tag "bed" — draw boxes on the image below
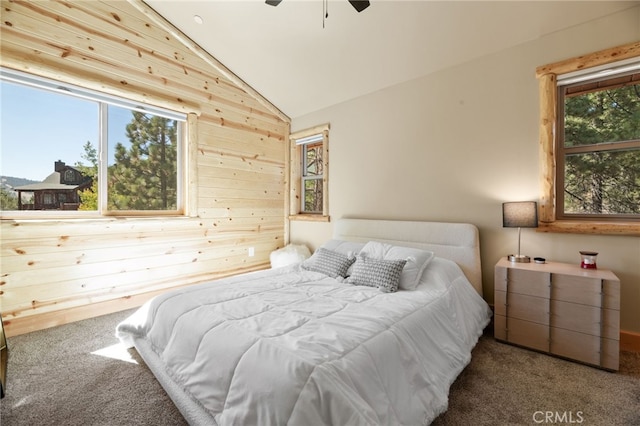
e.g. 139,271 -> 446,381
116,218 -> 492,425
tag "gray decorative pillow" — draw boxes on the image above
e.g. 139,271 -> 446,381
359,241 -> 435,290
301,247 -> 355,278
346,255 -> 407,293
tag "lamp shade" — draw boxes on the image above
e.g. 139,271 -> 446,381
502,201 -> 538,228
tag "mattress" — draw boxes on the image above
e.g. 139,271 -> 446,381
116,257 -> 492,425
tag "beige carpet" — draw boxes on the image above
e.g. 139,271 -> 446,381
433,331 -> 640,425
2,309 -> 639,425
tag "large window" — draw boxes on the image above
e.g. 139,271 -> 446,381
0,68 -> 185,217
536,42 -> 640,235
557,72 -> 640,219
289,124 -> 329,221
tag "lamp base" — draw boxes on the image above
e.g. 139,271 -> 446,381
508,254 -> 531,263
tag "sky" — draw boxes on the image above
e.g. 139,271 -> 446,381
0,81 -> 129,182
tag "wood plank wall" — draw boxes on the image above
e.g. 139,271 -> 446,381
0,0 -> 290,336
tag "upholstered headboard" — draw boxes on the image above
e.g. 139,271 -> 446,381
333,218 -> 483,296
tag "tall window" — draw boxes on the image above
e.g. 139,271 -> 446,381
0,68 -> 185,216
557,71 -> 640,219
289,124 -> 329,221
301,136 -> 324,213
537,42 -> 640,235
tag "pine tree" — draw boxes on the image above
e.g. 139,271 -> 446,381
564,83 -> 640,215
76,141 -> 98,211
0,188 -> 18,210
108,112 -> 178,210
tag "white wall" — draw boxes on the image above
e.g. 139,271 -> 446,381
289,6 -> 640,333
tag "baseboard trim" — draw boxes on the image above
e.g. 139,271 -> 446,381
3,292 -> 158,338
3,265 -> 272,338
620,330 -> 640,353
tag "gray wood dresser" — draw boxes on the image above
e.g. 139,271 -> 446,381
494,257 -> 620,370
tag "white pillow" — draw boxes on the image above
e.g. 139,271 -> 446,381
270,244 -> 311,268
360,241 -> 435,290
320,239 -> 366,257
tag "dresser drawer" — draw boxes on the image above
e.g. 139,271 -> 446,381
552,275 -> 620,314
550,327 -> 619,370
550,300 -> 619,340
495,266 -> 550,298
601,279 -> 620,310
551,274 -> 602,306
495,314 -> 549,352
495,291 -> 549,325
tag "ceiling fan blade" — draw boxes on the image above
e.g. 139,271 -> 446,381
267,0 -> 369,12
348,0 -> 370,12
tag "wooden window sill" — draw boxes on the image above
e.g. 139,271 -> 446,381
537,221 -> 640,236
289,214 -> 330,222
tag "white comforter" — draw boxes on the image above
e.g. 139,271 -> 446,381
116,257 -> 491,426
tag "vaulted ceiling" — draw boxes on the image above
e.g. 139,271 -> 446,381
144,0 -> 639,119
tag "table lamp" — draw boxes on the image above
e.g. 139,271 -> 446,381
502,201 -> 538,263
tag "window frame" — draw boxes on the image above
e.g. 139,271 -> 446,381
536,41 -> 640,236
556,71 -> 640,221
288,124 -> 330,222
300,140 -> 324,214
0,68 -> 187,219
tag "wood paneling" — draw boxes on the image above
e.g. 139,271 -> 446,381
0,0 -> 290,336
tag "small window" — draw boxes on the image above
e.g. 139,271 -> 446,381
302,139 -> 324,213
289,124 -> 329,221
0,68 -> 185,217
557,72 -> 640,220
64,170 -> 75,184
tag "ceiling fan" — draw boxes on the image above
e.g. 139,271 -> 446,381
266,0 -> 370,13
